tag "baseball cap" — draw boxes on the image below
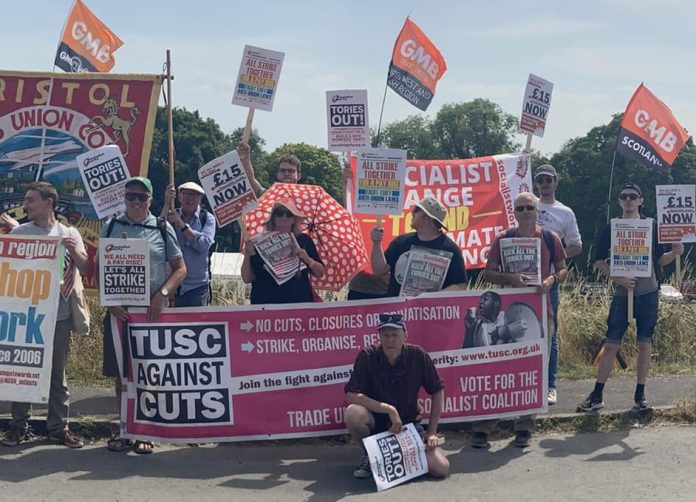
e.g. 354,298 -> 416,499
534,164 -> 557,179
620,182 -> 642,197
378,313 -> 406,331
178,181 -> 205,195
125,176 -> 153,194
415,196 -> 448,230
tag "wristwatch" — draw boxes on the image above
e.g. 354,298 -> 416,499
160,287 -> 169,297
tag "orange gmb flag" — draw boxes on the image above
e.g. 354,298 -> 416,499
617,83 -> 690,170
54,0 -> 123,73
387,18 -> 446,111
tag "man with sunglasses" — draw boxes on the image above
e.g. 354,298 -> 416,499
577,182 -> 683,413
237,142 -> 302,196
344,313 -> 450,480
534,164 -> 582,406
161,181 -> 216,307
97,177 -> 186,455
371,196 -> 468,297
475,192 -> 567,448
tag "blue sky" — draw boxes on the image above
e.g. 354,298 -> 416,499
4,0 -> 696,157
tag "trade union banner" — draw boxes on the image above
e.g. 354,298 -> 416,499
111,288 -> 548,443
387,18 -> 446,111
616,83 -> 690,171
0,235 -> 62,404
350,153 -> 532,270
0,71 -> 161,289
55,0 -> 123,73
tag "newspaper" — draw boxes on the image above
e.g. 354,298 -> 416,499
399,246 -> 452,296
253,231 -> 303,285
500,237 -> 541,286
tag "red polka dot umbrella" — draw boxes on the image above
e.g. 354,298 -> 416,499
243,183 -> 368,291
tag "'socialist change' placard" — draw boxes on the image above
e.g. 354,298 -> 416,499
99,238 -> 150,306
610,218 -> 653,278
76,145 -> 129,219
232,45 -> 285,112
325,89 -> 369,152
519,73 -> 553,138
198,150 -> 258,228
0,235 -> 62,403
354,147 -> 407,215
656,184 -> 696,243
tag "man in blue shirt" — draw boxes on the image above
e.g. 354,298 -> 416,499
162,181 -> 217,306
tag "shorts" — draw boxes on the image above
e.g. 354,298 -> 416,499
605,290 -> 659,344
371,413 -> 426,439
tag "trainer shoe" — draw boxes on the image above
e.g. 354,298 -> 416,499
353,455 -> 371,479
1,426 -> 28,447
47,428 -> 84,449
548,388 -> 558,405
576,393 -> 604,412
471,431 -> 490,449
513,430 -> 532,448
632,398 -> 651,412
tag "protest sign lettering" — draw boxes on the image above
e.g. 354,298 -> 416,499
0,235 -> 61,403
363,423 -> 428,491
350,153 -> 532,270
500,237 -> 542,286
99,238 -> 150,306
253,231 -> 304,285
112,288 -> 547,443
610,218 -> 653,277
519,73 -> 553,138
656,185 -> 696,243
616,84 -> 690,170
76,144 -> 129,218
326,90 -> 370,151
232,45 -> 285,112
354,147 -> 407,215
198,150 -> 258,227
399,247 -> 452,296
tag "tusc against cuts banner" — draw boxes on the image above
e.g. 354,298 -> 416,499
0,235 -> 62,403
111,288 -> 547,443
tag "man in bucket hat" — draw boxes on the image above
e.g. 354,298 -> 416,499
370,196 -> 468,297
344,312 -> 449,480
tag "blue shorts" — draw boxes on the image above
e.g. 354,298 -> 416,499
605,290 -> 659,344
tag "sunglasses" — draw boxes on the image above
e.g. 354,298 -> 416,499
619,193 -> 641,201
536,176 -> 554,184
515,205 -> 537,212
412,206 -> 421,214
125,192 -> 149,202
272,208 -> 294,218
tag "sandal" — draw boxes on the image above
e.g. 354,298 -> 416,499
133,440 -> 154,455
107,437 -> 134,452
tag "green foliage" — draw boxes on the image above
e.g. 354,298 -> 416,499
378,115 -> 438,159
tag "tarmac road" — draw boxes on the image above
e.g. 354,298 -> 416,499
1,425 -> 695,502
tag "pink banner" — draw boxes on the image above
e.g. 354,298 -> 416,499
112,289 -> 548,443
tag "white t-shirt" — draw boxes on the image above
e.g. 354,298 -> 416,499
537,200 -> 582,248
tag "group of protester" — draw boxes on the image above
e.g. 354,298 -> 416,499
0,154 -> 684,482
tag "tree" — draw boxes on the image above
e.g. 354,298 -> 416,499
378,115 -> 439,159
431,99 -> 520,158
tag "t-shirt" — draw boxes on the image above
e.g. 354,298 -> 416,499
593,218 -> 668,297
344,343 -> 444,424
487,226 -> 566,316
100,213 -> 183,298
537,200 -> 582,248
249,233 -> 322,305
11,221 -> 85,322
384,232 -> 468,297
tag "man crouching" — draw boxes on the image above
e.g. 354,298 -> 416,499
343,312 -> 449,479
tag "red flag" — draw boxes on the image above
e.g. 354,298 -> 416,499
616,84 -> 690,170
387,18 -> 447,111
54,0 -> 123,73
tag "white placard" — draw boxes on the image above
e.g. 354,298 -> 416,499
354,147 -> 407,215
99,238 -> 150,306
76,145 -> 129,219
326,89 -> 369,151
232,45 -> 285,112
610,218 -> 653,278
656,184 -> 696,243
520,73 -> 553,138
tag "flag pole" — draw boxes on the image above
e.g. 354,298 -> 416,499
605,149 -> 618,224
166,50 -> 175,189
373,80 -> 389,148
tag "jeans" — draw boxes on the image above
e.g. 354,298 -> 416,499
175,284 -> 210,307
548,283 -> 560,389
606,290 -> 659,344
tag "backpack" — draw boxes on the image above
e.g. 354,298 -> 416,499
504,227 -> 557,264
105,216 -> 169,260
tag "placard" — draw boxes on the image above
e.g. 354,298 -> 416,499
232,45 -> 285,112
610,218 -> 653,277
520,73 -> 553,138
354,148 -> 407,215
326,89 -> 369,151
99,238 -> 150,306
399,247 -> 452,296
656,185 -> 696,243
76,144 -> 129,218
363,423 -> 428,491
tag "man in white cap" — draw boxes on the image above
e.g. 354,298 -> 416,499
371,196 -> 468,297
162,182 -> 216,306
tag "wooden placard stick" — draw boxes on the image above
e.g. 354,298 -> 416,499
627,287 -> 634,326
166,49 -> 175,211
242,108 -> 255,144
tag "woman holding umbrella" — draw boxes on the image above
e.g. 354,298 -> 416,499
241,198 -> 324,304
